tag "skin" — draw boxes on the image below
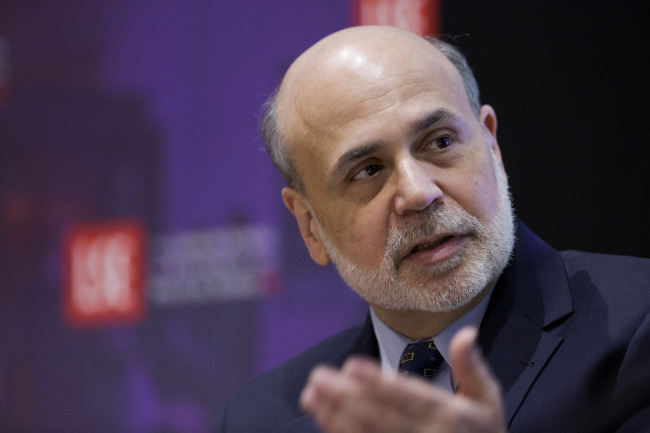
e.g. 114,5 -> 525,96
277,26 -> 507,432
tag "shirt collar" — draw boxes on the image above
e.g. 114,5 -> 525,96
370,287 -> 494,373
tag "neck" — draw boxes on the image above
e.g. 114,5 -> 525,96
370,284 -> 492,340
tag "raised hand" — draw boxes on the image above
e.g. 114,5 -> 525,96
300,327 -> 506,433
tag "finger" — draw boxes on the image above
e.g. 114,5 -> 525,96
300,365 -> 343,414
449,326 -> 502,407
300,362 -> 389,433
307,359 -> 437,432
302,358 -> 504,433
340,357 -> 453,418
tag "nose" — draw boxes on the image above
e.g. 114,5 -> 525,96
393,157 -> 443,216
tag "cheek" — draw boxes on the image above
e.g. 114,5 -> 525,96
329,202 -> 390,266
471,162 -> 502,219
453,154 -> 502,221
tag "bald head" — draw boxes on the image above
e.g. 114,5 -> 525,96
262,26 -> 481,194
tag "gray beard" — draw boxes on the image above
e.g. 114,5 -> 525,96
314,152 -> 515,313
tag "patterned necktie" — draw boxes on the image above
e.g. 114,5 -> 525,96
398,340 -> 444,379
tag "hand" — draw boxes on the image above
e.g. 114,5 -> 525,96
300,327 -> 506,433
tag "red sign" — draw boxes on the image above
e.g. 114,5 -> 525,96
63,220 -> 146,327
352,0 -> 440,36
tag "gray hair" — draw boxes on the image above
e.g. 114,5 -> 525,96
261,37 -> 481,195
426,37 -> 481,115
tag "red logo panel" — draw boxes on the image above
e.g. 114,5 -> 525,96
353,0 -> 440,36
63,220 -> 146,327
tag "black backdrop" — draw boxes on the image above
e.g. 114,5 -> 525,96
442,1 -> 650,257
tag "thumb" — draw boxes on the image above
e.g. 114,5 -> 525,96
449,326 -> 502,406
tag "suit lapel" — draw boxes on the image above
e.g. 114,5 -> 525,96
479,221 -> 573,427
479,289 -> 564,425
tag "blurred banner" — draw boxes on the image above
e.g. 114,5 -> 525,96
63,220 -> 146,327
148,224 -> 281,305
63,220 -> 281,326
352,0 -> 440,35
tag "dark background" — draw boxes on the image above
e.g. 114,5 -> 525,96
0,0 -> 648,431
443,0 -> 650,257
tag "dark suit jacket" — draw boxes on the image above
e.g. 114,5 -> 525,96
215,222 -> 650,432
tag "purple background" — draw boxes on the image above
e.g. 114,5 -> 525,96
1,1 -> 648,431
0,1 -> 366,431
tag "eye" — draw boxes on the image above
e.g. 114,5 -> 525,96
352,163 -> 383,180
433,135 -> 452,149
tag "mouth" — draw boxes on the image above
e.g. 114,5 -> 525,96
409,235 -> 455,255
402,234 -> 468,265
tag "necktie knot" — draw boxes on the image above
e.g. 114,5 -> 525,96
398,340 -> 444,379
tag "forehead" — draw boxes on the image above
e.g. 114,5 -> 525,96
288,39 -> 467,129
277,34 -> 473,191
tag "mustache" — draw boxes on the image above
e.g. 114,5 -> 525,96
384,204 -> 481,261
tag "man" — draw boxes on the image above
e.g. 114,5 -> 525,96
215,26 -> 650,433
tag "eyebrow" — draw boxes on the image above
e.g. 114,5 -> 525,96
331,143 -> 382,180
410,108 -> 460,136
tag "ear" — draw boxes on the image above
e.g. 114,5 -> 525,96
281,187 -> 330,266
479,104 -> 505,172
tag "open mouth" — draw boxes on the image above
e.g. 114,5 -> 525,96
409,235 -> 455,255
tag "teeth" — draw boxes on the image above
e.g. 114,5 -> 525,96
410,236 -> 451,254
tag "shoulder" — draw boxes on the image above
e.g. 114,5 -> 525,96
558,251 -> 650,426
560,250 -> 650,310
215,323 -> 369,432
558,250 -> 650,345
560,249 -> 650,278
